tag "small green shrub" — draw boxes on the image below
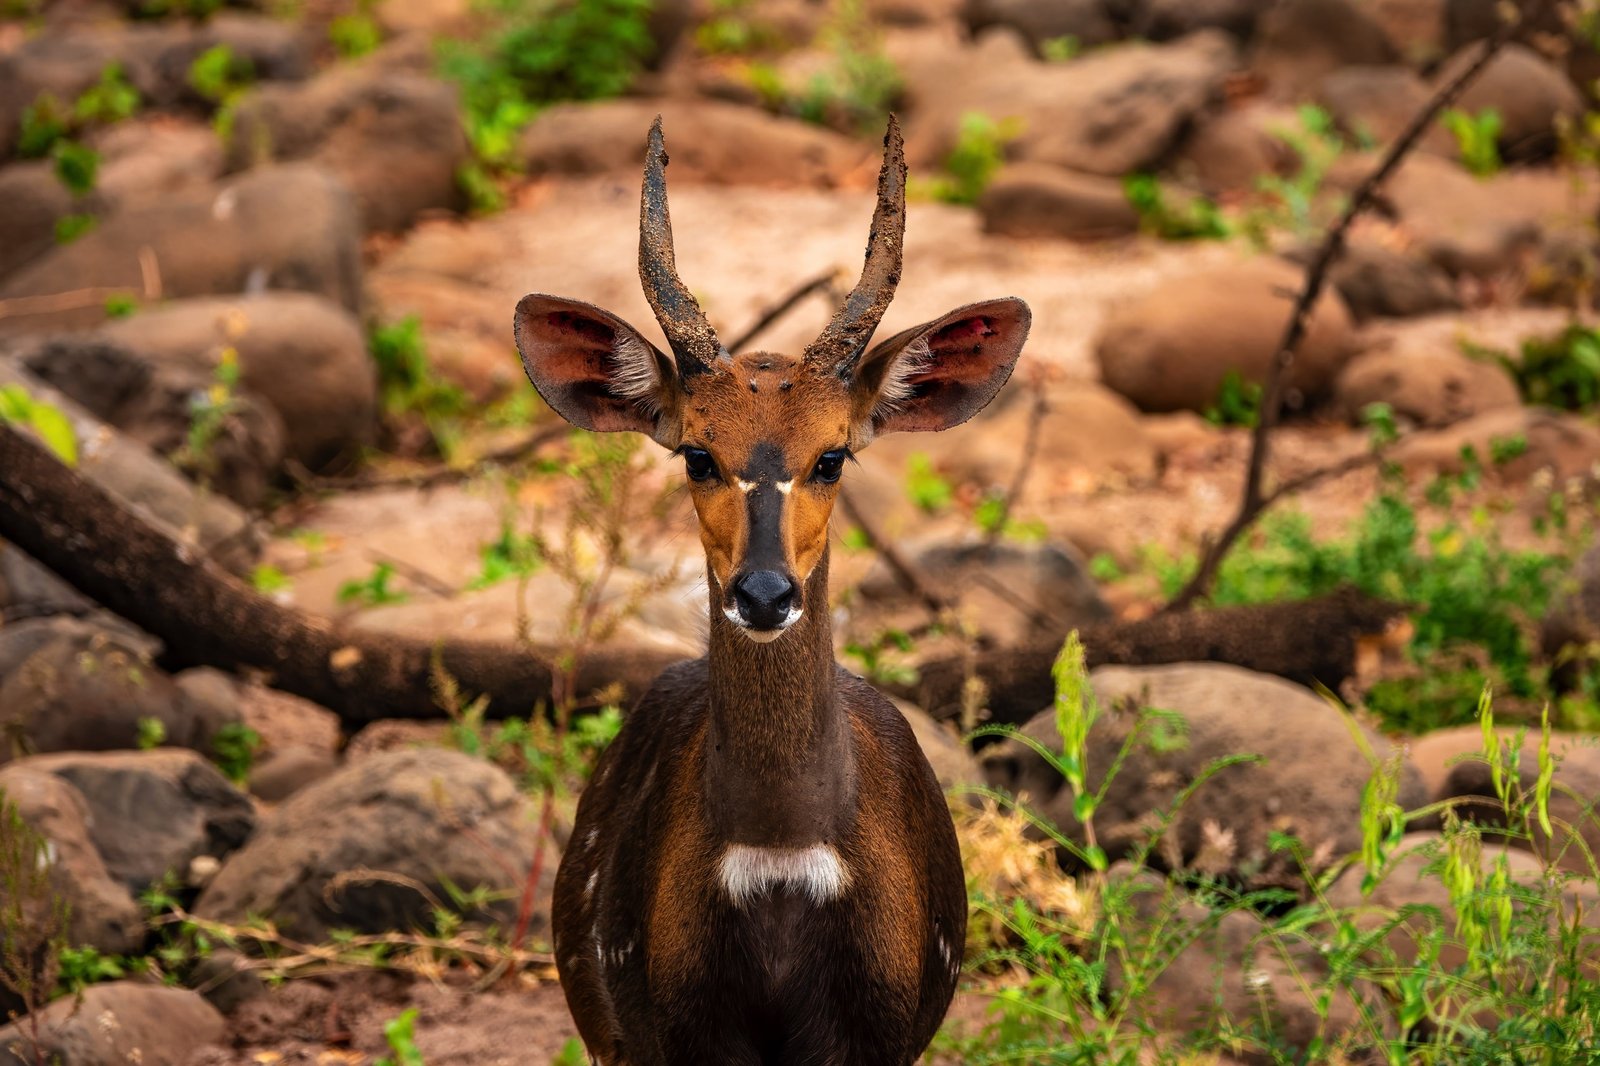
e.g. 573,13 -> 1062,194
52,140 -> 99,196
694,0 -> 783,55
188,44 -> 255,105
73,63 -> 141,125
103,292 -> 140,318
1039,35 -> 1080,62
337,561 -> 409,608
211,722 -> 262,785
793,0 -> 900,133
1124,173 -> 1229,241
904,452 -> 953,513
251,563 -> 292,595
375,1008 -> 427,1066
927,111 -> 1021,206
137,716 -> 167,750
1493,324 -> 1600,410
468,521 -> 543,591
330,8 -> 383,58
369,316 -> 469,457
17,93 -> 71,159
1202,370 -> 1261,427
1443,107 -> 1503,177
53,211 -> 98,244
56,945 -> 128,994
0,384 -> 79,466
1244,104 -> 1346,245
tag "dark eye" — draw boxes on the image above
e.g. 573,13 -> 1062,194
812,449 -> 847,484
682,447 -> 717,482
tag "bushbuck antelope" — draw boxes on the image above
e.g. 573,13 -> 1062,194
515,115 -> 1030,1065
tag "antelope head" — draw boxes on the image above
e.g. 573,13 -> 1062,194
514,116 -> 1031,642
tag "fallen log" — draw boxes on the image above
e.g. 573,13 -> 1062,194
0,422 -> 682,728
897,588 -> 1409,728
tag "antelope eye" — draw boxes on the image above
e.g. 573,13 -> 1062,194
682,447 -> 717,482
812,449 -> 847,484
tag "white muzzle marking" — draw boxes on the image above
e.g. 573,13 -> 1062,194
718,843 -> 851,906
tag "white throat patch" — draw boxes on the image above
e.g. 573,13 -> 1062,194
718,843 -> 851,906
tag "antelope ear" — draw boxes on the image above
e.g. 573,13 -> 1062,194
850,298 -> 1031,441
513,294 -> 682,446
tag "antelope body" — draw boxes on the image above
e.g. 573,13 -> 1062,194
514,116 -> 1030,1065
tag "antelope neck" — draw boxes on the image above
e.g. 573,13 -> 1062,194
704,549 -> 856,849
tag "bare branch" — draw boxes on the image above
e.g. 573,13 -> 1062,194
726,270 -> 841,354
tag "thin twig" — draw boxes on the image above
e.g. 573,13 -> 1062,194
983,367 -> 1048,547
837,486 -> 956,615
293,425 -> 571,496
366,549 -> 458,599
726,270 -> 841,354
1164,1 -> 1548,612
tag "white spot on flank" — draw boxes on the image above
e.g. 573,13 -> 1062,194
718,843 -> 851,906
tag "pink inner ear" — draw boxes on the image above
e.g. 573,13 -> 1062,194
906,316 -> 1004,387
538,311 -> 617,383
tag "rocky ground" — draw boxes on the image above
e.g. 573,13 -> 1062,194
3,0 -> 1600,1062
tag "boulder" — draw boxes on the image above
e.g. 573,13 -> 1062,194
1433,43 -> 1585,163
1318,66 -> 1455,154
235,682 -> 343,756
0,544 -> 92,622
521,98 -> 867,187
1443,0 -> 1567,51
0,162 -> 91,283
345,718 -> 452,761
894,698 -> 983,792
16,750 -> 256,891
1543,541 -> 1600,692
196,748 -> 549,941
897,29 -> 1238,176
247,745 -> 339,803
0,360 -> 260,571
226,67 -> 469,233
1365,0 -> 1448,63
978,163 -> 1139,241
98,293 -> 376,472
0,982 -> 225,1066
0,164 -> 363,336
1131,0 -> 1271,41
1312,242 -> 1461,321
982,663 -> 1430,885
17,334 -> 288,506
1332,347 -> 1519,427
1390,407 -> 1600,483
0,626 -> 240,764
1252,0 -> 1400,99
1093,257 -> 1356,414
0,766 -> 146,955
1169,102 -> 1300,197
90,116 -> 225,208
960,0 -> 1121,55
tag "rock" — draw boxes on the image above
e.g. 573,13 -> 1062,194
345,719 -> 452,761
853,538 -> 1112,652
897,29 -> 1237,177
196,748 -> 548,941
1443,0 -> 1571,54
982,663 -> 1429,885
0,626 -> 241,763
1434,42 -> 1585,163
0,359 -> 261,571
226,67 -> 468,233
0,766 -> 146,955
1332,347 -> 1519,427
1253,0 -> 1399,98
187,949 -> 269,1013
236,683 -> 342,756
0,982 -> 225,1066
1111,871 -> 1370,1061
978,163 -> 1139,241
17,334 -> 288,506
1317,66 -> 1456,154
98,293 -> 376,472
248,745 -> 339,803
521,98 -> 867,187
0,164 -> 363,336
1527,230 -> 1600,309
0,545 -> 92,622
960,0 -> 1121,55
1391,407 -> 1600,483
1543,541 -> 1600,692
17,749 -> 256,891
894,698 -> 982,792
1366,0 -> 1448,63
1131,0 -> 1271,41
90,116 -> 225,208
0,162 -> 91,282
1311,243 -> 1461,321
1169,102 -> 1300,197
1093,257 -> 1355,414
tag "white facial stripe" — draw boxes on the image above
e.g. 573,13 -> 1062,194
775,479 -> 793,494
718,843 -> 851,906
735,478 -> 757,493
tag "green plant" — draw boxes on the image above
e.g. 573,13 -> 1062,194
694,0 -> 782,55
173,348 -> 241,483
188,44 -> 254,104
468,521 -> 543,591
51,138 -> 100,196
337,561 -> 409,608
55,945 -> 127,994
137,716 -> 168,750
73,63 -> 141,125
103,292 -> 139,318
1202,370 -> 1261,427
926,111 -> 1021,206
792,0 -> 900,133
904,452 -> 953,513
843,628 -> 919,687
210,723 -> 261,785
375,1008 -> 427,1066
551,1038 -> 589,1066
1443,107 -> 1503,177
1039,35 -> 1080,62
974,491 -> 1046,542
330,6 -> 383,58
1244,104 -> 1346,245
0,384 -> 78,466
17,94 -> 70,159
1123,173 -> 1229,241
52,212 -> 97,244
1,791 -> 67,1032
369,316 -> 469,457
1493,324 -> 1600,410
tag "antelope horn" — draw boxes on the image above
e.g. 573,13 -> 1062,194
805,114 -> 907,375
639,116 -> 725,378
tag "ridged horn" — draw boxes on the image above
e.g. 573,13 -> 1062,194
639,115 -> 725,377
804,114 -> 907,375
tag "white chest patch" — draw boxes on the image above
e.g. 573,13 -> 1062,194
718,843 -> 851,907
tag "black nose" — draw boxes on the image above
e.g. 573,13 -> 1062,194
732,570 -> 797,629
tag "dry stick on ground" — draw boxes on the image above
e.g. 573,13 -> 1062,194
725,270 -> 841,354
1163,0 -> 1549,612
837,485 -> 956,615
0,422 -> 680,727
